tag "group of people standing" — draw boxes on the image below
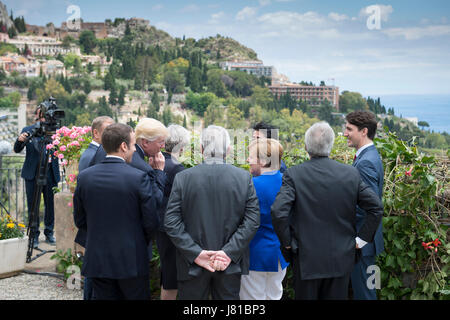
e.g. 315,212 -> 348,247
16,106 -> 384,301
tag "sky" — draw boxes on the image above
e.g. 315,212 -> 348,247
4,0 -> 450,96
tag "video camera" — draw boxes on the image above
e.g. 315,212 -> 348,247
24,97 -> 65,142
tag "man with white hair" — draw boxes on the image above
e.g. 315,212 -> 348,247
271,121 -> 383,300
164,125 -> 260,300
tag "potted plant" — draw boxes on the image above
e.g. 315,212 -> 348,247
48,125 -> 92,192
47,126 -> 92,265
0,214 -> 28,278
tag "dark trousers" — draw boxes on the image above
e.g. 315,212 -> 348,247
351,255 -> 377,300
25,179 -> 56,238
294,274 -> 351,300
178,271 -> 241,300
91,275 -> 151,300
83,277 -> 93,300
293,256 -> 350,300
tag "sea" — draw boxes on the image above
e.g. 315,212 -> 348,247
371,94 -> 450,134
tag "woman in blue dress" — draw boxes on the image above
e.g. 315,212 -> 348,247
240,138 -> 289,300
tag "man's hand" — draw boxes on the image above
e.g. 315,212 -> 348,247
194,250 -> 217,272
148,151 -> 165,171
18,132 -> 29,143
209,250 -> 231,271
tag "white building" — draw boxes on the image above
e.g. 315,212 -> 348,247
219,60 -> 274,78
7,35 -> 80,56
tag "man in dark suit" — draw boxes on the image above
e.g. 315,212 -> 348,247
73,123 -> 159,300
88,118 -> 166,203
344,111 -> 384,300
271,121 -> 383,300
164,125 -> 260,300
76,115 -> 113,301
78,116 -> 113,172
87,118 -> 167,264
14,107 -> 60,247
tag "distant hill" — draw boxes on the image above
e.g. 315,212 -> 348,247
191,34 -> 258,62
130,23 -> 258,62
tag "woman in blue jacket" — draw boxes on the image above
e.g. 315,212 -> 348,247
240,138 -> 289,300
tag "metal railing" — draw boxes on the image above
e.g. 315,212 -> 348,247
0,154 -> 69,224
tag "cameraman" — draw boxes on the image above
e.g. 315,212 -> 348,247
14,107 -> 60,248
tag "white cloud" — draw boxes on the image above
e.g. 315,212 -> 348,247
328,12 -> 349,22
209,11 -> 225,24
359,4 -> 393,22
236,6 -> 258,21
258,11 -> 326,28
180,4 -> 200,13
382,24 -> 450,40
152,4 -> 163,11
259,0 -> 271,6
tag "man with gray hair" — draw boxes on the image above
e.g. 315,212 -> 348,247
164,125 -> 260,300
271,121 -> 383,300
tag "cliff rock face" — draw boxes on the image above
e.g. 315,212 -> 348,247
0,1 -> 15,30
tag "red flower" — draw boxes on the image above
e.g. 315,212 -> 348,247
433,238 -> 441,247
405,168 -> 413,176
422,241 -> 433,250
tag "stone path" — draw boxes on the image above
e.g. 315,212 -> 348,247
0,234 -> 82,300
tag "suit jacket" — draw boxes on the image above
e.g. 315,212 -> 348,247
80,144 -> 166,255
73,157 -> 159,279
164,157 -> 260,281
271,157 -> 383,281
89,144 -> 165,206
353,145 -> 384,257
74,142 -> 100,247
157,152 -> 185,232
78,142 -> 99,172
14,124 -> 60,185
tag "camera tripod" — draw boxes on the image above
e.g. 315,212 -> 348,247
26,131 -> 56,263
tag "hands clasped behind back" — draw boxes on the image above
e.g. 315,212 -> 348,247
194,250 -> 232,272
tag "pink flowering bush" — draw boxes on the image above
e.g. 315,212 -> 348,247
48,126 -> 92,192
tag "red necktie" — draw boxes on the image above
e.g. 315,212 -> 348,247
353,155 -> 357,162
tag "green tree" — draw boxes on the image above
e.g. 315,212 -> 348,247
226,105 -> 245,129
250,86 -> 273,110
339,91 -> 368,113
185,91 -> 217,116
79,30 -> 97,55
118,86 -> 126,106
206,69 -> 226,98
204,101 -> 225,127
64,53 -> 81,69
97,96 -> 113,117
163,69 -> 185,93
104,72 -> 115,91
189,66 -> 203,92
151,91 -> 160,112
418,121 -> 430,130
162,107 -> 173,126
109,85 -> 117,105
83,79 -> 91,95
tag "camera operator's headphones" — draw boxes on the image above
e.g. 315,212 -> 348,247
34,106 -> 43,122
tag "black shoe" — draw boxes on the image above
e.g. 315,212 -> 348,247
33,239 -> 39,249
45,234 -> 56,245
